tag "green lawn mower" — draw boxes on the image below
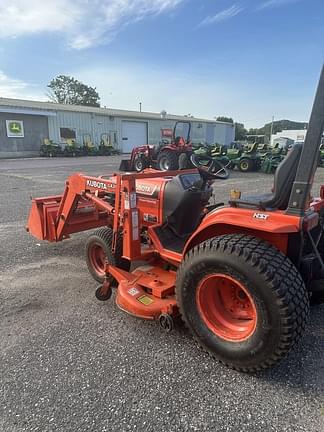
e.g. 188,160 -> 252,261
227,142 -> 261,172
83,134 -> 98,156
257,143 -> 270,155
193,143 -> 229,165
98,133 -> 120,156
260,143 -> 287,174
39,139 -> 63,157
63,138 -> 84,157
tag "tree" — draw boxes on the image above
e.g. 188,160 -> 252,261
216,117 -> 246,140
216,116 -> 234,124
248,128 -> 258,136
234,122 -> 247,141
47,75 -> 100,107
249,120 -> 307,137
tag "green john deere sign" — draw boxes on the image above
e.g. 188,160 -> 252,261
6,120 -> 24,138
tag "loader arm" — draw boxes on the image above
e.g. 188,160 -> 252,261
26,172 -> 142,260
27,173 -> 117,242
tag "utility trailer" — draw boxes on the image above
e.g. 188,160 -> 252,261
27,67 -> 324,372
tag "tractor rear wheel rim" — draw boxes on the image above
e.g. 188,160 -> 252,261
196,273 -> 257,341
89,243 -> 106,275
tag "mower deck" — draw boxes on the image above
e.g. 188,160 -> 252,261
111,264 -> 177,321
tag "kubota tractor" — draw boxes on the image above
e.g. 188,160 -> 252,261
119,121 -> 193,172
26,67 -> 324,372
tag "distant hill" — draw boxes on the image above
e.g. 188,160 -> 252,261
249,120 -> 308,136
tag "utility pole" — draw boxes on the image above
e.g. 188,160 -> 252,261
139,102 -> 142,112
270,115 -> 274,144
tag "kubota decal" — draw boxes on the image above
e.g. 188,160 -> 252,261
86,179 -> 114,190
136,184 -> 158,196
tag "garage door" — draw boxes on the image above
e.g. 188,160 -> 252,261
122,121 -> 147,153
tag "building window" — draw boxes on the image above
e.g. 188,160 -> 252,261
60,127 -> 76,141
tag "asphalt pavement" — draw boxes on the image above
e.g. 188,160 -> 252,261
0,156 -> 324,432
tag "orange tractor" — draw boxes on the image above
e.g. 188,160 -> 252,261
27,67 -> 324,372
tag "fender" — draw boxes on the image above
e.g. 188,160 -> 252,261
184,206 -> 302,255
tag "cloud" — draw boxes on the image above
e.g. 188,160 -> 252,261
198,4 -> 243,27
0,70 -> 45,100
257,0 -> 302,11
74,61 -> 311,128
75,62 -> 234,116
0,0 -> 184,49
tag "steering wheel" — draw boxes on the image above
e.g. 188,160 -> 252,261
190,153 -> 229,180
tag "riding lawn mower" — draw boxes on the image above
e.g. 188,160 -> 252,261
39,138 -> 63,157
99,133 -> 120,156
227,142 -> 262,172
27,66 -> 324,372
63,138 -> 84,157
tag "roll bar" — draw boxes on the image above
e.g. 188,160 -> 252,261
286,65 -> 324,216
173,121 -> 192,143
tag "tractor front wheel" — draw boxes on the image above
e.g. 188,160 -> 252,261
133,154 -> 147,172
239,158 -> 253,172
85,228 -> 130,283
157,150 -> 179,171
176,234 -> 309,372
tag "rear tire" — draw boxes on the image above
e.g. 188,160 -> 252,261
157,150 -> 179,171
86,228 -> 130,283
176,234 -> 309,372
178,152 -> 190,170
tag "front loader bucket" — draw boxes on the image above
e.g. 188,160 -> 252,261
26,196 -> 61,241
26,191 -> 111,243
119,159 -> 132,171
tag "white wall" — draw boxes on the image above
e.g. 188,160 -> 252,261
271,129 -> 307,144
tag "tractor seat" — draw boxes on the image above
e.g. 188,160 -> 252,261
246,142 -> 258,154
229,143 -> 302,210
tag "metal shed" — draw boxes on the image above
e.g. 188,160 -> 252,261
0,98 -> 235,158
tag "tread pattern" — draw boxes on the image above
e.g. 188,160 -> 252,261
93,227 -> 126,267
157,150 -> 179,171
134,154 -> 147,172
86,227 -> 130,282
176,234 -> 310,372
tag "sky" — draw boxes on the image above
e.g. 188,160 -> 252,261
0,0 -> 323,128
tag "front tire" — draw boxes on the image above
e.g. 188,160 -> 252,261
157,150 -> 179,171
176,234 -> 309,372
86,228 -> 130,283
133,154 -> 147,172
239,158 -> 253,172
